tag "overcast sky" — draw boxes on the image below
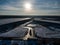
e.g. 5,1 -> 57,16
0,0 -> 60,16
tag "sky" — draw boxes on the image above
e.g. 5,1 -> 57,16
0,0 -> 60,16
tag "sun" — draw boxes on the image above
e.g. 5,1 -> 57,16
24,2 -> 32,11
25,3 -> 31,9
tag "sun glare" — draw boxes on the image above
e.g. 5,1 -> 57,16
24,2 -> 32,12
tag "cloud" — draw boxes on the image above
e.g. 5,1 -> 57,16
34,0 -> 60,10
0,0 -> 60,15
0,5 -> 20,10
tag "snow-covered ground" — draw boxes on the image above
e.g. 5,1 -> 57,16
0,17 -> 60,38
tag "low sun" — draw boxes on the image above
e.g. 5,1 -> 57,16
24,2 -> 32,11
